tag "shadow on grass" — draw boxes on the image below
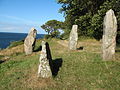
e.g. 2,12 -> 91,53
115,50 -> 120,52
116,44 -> 120,52
52,58 -> 63,77
0,60 -> 5,64
34,46 -> 42,52
46,42 -> 63,77
77,46 -> 84,50
33,39 -> 42,52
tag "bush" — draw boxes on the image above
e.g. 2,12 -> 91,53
59,29 -> 70,40
44,35 -> 52,39
44,31 -> 61,39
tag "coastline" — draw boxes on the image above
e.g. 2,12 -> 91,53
0,32 -> 44,49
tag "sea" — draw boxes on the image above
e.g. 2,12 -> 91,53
0,32 -> 44,49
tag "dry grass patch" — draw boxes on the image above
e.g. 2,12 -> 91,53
57,39 -> 101,53
0,45 -> 24,56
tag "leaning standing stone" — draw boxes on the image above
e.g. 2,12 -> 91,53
24,28 -> 37,55
69,25 -> 78,50
102,9 -> 117,60
38,41 -> 52,78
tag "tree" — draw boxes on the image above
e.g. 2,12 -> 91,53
57,0 -> 106,37
41,20 -> 64,38
57,0 -> 120,42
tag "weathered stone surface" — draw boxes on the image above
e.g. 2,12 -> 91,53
69,25 -> 78,50
2,56 -> 10,60
38,41 -> 52,78
102,9 -> 117,60
24,28 -> 37,55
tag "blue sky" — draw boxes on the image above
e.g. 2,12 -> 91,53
0,0 -> 64,34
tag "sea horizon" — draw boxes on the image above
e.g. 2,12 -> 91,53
0,32 -> 44,49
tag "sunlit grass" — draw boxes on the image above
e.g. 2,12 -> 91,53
0,39 -> 120,89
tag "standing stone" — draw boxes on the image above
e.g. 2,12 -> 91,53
24,28 -> 37,55
38,41 -> 52,78
102,9 -> 117,60
69,25 -> 78,50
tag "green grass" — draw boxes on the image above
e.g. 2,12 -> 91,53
0,39 -> 120,90
0,55 -> 4,60
8,40 -> 24,48
0,54 -> 39,89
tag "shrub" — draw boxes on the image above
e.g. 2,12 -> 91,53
44,35 -> 52,39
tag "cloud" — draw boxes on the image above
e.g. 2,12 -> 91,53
0,15 -> 46,33
0,21 -> 46,34
0,14 -> 41,26
0,22 -> 31,32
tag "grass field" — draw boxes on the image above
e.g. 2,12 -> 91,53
0,39 -> 120,90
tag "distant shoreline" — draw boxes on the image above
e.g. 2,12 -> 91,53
0,32 -> 44,49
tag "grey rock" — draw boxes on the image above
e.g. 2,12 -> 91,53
69,25 -> 78,50
24,28 -> 37,55
102,9 -> 117,60
38,41 -> 52,78
3,56 -> 10,60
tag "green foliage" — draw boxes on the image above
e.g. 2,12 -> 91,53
57,0 -> 120,42
44,35 -> 52,39
41,20 -> 64,38
60,29 -> 70,39
8,40 -> 24,48
75,13 -> 93,37
51,30 -> 60,38
91,14 -> 103,40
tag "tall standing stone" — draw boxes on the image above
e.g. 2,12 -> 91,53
102,9 -> 117,60
24,28 -> 37,55
38,41 -> 52,78
69,25 -> 78,50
